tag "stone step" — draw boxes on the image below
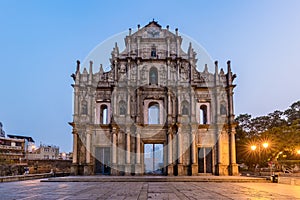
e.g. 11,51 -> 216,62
41,176 -> 268,183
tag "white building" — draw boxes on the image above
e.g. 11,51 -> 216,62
28,144 -> 59,160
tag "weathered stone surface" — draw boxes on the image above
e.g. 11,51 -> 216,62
1,179 -> 300,199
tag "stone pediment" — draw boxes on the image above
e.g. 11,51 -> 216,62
145,20 -> 162,28
117,21 -> 188,61
131,20 -> 176,39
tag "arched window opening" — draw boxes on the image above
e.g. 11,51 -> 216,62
81,100 -> 88,115
119,100 -> 126,115
220,104 -> 227,115
148,102 -> 160,124
149,67 -> 158,85
100,105 -> 108,124
200,105 -> 208,124
151,46 -> 156,57
182,101 -> 189,115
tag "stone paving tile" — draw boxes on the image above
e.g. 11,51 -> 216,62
0,179 -> 300,199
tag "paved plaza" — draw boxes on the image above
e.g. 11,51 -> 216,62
1,179 -> 300,199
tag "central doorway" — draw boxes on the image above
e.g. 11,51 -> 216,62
95,147 -> 111,175
198,147 -> 213,173
144,144 -> 164,175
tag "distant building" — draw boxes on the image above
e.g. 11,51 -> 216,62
7,134 -> 35,153
66,152 -> 73,160
28,144 -> 59,160
0,124 -> 35,164
0,136 -> 25,164
59,152 -> 73,160
0,122 -> 5,137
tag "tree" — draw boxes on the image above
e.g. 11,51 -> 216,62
284,101 -> 300,124
235,114 -> 252,139
235,100 -> 300,170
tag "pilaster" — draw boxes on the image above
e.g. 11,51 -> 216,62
191,164 -> 198,176
167,164 -> 174,176
111,164 -> 119,175
216,164 -> 229,176
126,132 -> 131,164
229,164 -> 239,176
134,164 -> 143,175
176,164 -> 184,176
168,131 -> 173,165
72,128 -> 78,164
112,131 -> 117,164
124,164 -> 132,176
86,131 -> 91,164
70,164 -> 78,176
83,164 -> 93,175
136,131 -> 141,164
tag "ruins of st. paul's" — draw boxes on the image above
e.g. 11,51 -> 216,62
70,21 -> 238,176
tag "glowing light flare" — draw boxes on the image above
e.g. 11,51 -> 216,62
262,142 -> 269,149
251,145 -> 257,151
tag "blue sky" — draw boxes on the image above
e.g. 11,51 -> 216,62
0,1 -> 299,152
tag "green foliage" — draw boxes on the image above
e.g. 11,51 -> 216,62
235,100 -> 300,168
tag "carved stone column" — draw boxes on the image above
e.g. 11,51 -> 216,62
168,92 -> 172,114
167,91 -> 172,123
126,132 -> 131,164
229,128 -> 239,175
113,89 -> 117,115
125,131 -> 131,175
191,89 -> 196,123
114,60 -> 118,81
191,132 -> 196,164
72,130 -> 78,164
135,130 -> 142,175
216,129 -> 229,175
112,132 -> 117,164
218,132 -> 222,164
191,130 -> 198,175
74,87 -> 79,122
86,132 -> 91,164
111,128 -> 118,176
167,60 -> 170,86
177,132 -> 182,164
89,90 -> 93,123
167,37 -> 170,57
168,133 -> 173,165
177,126 -> 184,175
70,129 -> 78,175
136,132 -> 140,164
230,130 -> 236,164
127,90 -> 131,116
137,37 -> 140,57
167,131 -> 173,175
84,131 -> 92,175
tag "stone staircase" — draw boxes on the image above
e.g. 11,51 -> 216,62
42,175 -> 268,183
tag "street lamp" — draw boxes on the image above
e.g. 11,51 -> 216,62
251,145 -> 257,151
262,143 -> 269,148
250,142 -> 269,172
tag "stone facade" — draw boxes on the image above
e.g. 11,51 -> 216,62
70,21 -> 238,176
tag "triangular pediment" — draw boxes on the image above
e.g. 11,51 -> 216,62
145,19 -> 162,28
